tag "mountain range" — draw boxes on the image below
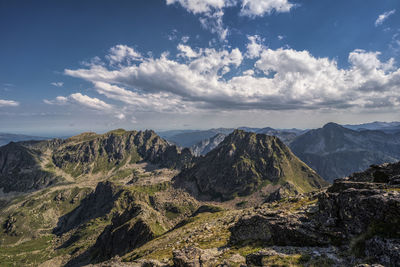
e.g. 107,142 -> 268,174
162,122 -> 400,182
0,127 -> 398,266
289,122 -> 400,182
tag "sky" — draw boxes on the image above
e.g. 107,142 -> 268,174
1,0 -> 400,136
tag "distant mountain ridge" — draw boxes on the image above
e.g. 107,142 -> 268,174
290,122 -> 400,182
343,121 -> 400,133
159,128 -> 234,147
163,126 -> 305,150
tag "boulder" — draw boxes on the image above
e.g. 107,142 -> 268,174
172,247 -> 219,267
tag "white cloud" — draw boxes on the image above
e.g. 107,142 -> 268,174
106,44 -> 142,65
0,99 -> 19,107
375,9 -> 396,26
44,93 -> 128,120
51,82 -> 64,87
199,10 -> 228,40
166,0 -> 228,14
64,44 -> 400,113
245,35 -> 265,59
44,93 -> 112,110
69,93 -> 113,111
166,0 -> 295,40
177,44 -> 201,58
240,0 -> 294,17
243,69 -> 254,76
166,0 -> 235,40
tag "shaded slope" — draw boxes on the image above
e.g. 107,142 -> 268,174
0,142 -> 62,193
290,122 -> 400,182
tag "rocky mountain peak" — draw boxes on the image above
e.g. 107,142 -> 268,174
174,130 -> 328,201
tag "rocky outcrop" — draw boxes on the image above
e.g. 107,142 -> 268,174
229,161 -> 400,266
364,237 -> 400,266
229,211 -> 329,246
172,247 -> 220,267
317,182 -> 400,240
174,130 -> 328,201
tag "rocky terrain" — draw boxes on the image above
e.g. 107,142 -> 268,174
0,128 -> 398,266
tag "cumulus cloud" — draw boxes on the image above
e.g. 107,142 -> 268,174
51,82 -> 64,87
44,93 -> 112,110
177,44 -> 201,58
166,0 -> 295,39
106,44 -> 142,65
240,0 -> 294,17
166,0 -> 235,40
63,44 -> 400,113
166,0 -> 228,14
0,99 -> 19,107
375,9 -> 396,26
245,35 -> 265,59
44,93 -> 126,120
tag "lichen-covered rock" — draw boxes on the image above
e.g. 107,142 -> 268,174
364,237 -> 400,267
172,247 -> 219,267
229,212 -> 329,246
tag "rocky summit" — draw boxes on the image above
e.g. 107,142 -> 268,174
174,129 -> 328,201
0,128 -> 399,266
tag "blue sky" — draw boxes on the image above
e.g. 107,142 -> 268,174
1,0 -> 400,135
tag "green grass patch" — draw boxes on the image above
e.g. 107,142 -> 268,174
0,235 -> 55,266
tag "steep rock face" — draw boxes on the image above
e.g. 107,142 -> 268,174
0,142 -> 60,193
51,129 -> 193,177
290,122 -> 400,182
174,130 -> 327,201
